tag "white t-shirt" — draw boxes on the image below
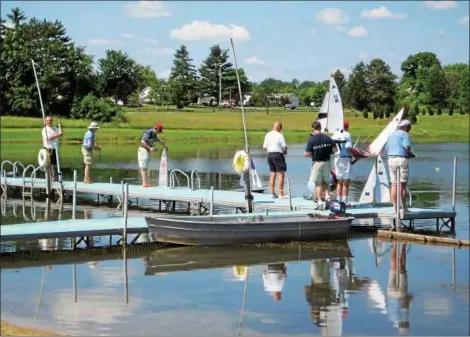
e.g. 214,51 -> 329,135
332,130 -> 352,157
262,269 -> 286,292
263,130 -> 287,153
42,126 -> 60,149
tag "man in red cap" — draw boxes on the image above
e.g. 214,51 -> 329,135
138,124 -> 167,187
331,121 -> 353,204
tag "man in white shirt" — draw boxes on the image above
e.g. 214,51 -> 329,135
41,115 -> 63,182
263,121 -> 287,198
331,121 -> 353,204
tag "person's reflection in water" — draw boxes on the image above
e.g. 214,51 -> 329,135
387,243 -> 413,335
262,263 -> 287,301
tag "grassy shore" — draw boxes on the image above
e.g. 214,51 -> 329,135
0,321 -> 68,336
1,107 -> 468,144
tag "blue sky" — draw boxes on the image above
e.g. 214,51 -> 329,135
2,1 -> 469,82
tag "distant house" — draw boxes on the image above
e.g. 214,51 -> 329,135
197,94 -> 217,106
269,93 -> 300,108
140,86 -> 153,103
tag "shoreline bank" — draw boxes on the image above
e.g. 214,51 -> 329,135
0,321 -> 68,336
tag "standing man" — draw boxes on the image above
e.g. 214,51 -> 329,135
41,115 -> 63,182
263,121 -> 288,198
387,120 -> 415,213
331,121 -> 353,204
138,124 -> 167,188
305,121 -> 337,209
81,122 -> 101,183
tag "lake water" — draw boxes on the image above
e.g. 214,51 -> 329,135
1,142 -> 469,336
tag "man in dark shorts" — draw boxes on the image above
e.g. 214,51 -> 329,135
305,121 -> 337,209
41,115 -> 63,182
263,121 -> 288,198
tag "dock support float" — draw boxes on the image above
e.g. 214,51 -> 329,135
377,230 -> 469,247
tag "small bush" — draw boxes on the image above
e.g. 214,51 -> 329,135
437,106 -> 442,115
410,113 -> 418,125
71,94 -> 125,123
428,107 -> 434,116
459,106 -> 465,115
362,110 -> 369,119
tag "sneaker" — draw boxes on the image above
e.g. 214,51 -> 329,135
271,193 -> 279,199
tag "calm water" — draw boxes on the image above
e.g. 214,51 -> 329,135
1,142 -> 469,335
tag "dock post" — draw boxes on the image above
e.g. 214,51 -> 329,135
123,246 -> 129,304
209,186 -> 214,216
73,264 -> 77,303
123,183 -> 129,246
287,178 -> 293,211
452,156 -> 457,212
109,177 -> 113,203
396,170 -> 401,232
120,180 -> 124,215
72,170 -> 77,220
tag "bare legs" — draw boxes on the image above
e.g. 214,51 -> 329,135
140,169 -> 152,187
391,182 -> 407,212
336,180 -> 350,203
84,164 -> 92,183
269,171 -> 285,197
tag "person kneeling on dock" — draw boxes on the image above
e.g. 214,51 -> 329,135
138,124 -> 168,188
81,122 -> 101,183
305,121 -> 337,210
387,119 -> 415,214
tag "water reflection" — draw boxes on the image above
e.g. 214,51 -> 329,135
262,263 -> 286,301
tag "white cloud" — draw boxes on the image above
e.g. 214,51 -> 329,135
360,6 -> 407,20
311,28 -> 318,35
437,29 -> 446,36
123,1 -> 172,18
88,39 -> 124,45
331,67 -> 352,78
458,15 -> 469,27
4,21 -> 14,29
144,47 -> 174,56
316,8 -> 350,25
346,26 -> 368,37
142,37 -> 158,44
244,56 -> 267,65
159,69 -> 171,79
121,33 -> 134,39
424,1 -> 457,10
170,20 -> 250,41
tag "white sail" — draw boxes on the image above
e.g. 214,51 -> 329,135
158,148 -> 168,187
326,77 -> 344,133
367,107 -> 404,155
239,159 -> 264,190
359,154 -> 390,204
319,92 -> 329,113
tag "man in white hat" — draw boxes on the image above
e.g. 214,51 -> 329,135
81,122 -> 101,183
386,119 -> 415,213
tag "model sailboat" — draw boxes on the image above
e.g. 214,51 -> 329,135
239,158 -> 265,193
317,75 -> 344,134
358,154 -> 391,204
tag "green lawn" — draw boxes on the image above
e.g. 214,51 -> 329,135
1,107 -> 468,144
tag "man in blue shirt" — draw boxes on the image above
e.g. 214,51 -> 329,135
138,124 -> 167,187
305,121 -> 337,209
81,122 -> 101,183
387,119 -> 415,213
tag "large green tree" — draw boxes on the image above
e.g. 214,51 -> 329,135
364,58 -> 397,117
344,62 -> 368,111
169,45 -> 198,105
1,7 -> 95,117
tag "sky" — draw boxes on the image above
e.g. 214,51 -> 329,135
1,0 -> 469,82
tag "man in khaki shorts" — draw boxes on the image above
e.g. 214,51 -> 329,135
305,121 -> 337,210
386,119 -> 415,213
138,124 -> 167,188
81,122 -> 101,183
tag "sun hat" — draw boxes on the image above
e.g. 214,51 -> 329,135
88,122 -> 100,129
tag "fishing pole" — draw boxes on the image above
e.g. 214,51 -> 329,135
32,59 -> 63,189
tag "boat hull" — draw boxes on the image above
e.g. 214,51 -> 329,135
145,215 -> 353,246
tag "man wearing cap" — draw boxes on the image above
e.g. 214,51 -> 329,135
138,124 -> 167,188
331,121 -> 353,204
81,122 -> 101,183
387,119 -> 415,213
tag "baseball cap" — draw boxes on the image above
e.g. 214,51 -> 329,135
154,123 -> 163,131
398,119 -> 411,128
344,120 -> 349,128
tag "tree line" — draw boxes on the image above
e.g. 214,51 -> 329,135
1,7 -> 468,123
